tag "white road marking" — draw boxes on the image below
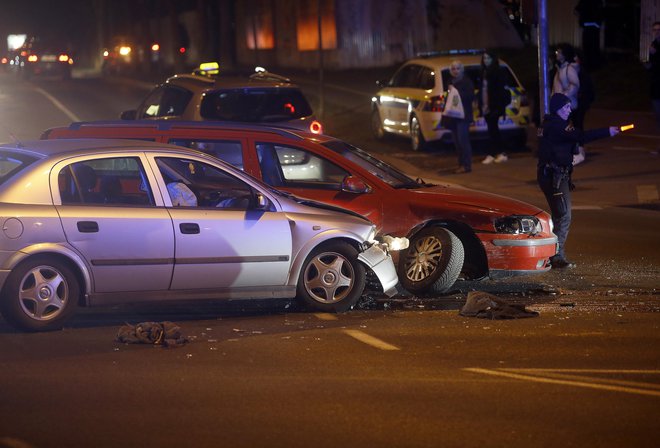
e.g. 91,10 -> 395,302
342,329 -> 400,351
636,185 -> 659,204
464,367 -> 660,397
314,313 -> 338,321
34,87 -> 82,122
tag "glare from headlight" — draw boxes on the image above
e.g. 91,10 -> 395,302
494,216 -> 541,235
381,235 -> 409,251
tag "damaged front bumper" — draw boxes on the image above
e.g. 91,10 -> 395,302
358,239 -> 407,297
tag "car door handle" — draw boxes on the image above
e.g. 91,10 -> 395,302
179,223 -> 200,234
77,221 -> 99,233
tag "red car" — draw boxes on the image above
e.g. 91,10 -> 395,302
43,121 -> 557,296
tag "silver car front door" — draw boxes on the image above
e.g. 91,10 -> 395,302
54,157 -> 175,293
152,156 -> 293,290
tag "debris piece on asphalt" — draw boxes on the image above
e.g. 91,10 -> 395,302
115,321 -> 189,347
459,291 -> 539,319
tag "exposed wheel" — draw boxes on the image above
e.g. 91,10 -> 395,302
410,115 -> 426,151
0,256 -> 80,332
297,241 -> 366,313
399,227 -> 464,295
371,108 -> 386,140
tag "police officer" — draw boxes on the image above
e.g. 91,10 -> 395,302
537,93 -> 619,268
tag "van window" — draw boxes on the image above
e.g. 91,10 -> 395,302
200,88 -> 313,122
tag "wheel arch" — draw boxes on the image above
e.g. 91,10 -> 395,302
288,234 -> 364,286
1,245 -> 91,307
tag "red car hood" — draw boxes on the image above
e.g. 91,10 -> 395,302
409,184 -> 543,216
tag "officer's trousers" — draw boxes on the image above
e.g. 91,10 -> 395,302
537,167 -> 572,260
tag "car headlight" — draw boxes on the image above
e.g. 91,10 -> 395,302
494,216 -> 542,235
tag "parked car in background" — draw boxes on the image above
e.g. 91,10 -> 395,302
0,139 -> 402,332
13,36 -> 73,80
371,50 -> 530,151
120,65 -> 323,135
43,121 -> 557,296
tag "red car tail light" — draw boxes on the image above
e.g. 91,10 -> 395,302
423,94 -> 445,112
309,120 -> 323,134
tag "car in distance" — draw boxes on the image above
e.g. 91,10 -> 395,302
371,50 -> 530,151
120,65 -> 323,135
43,121 -> 558,296
0,139 -> 402,332
14,36 -> 73,80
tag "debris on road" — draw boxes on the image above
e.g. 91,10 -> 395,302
116,321 -> 189,347
459,291 -> 539,319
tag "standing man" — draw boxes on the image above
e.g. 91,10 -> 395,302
448,60 -> 475,174
537,93 -> 619,269
645,21 -> 660,132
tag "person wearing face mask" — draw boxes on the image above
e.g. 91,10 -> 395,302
479,51 -> 510,164
447,60 -> 475,174
537,93 -> 619,269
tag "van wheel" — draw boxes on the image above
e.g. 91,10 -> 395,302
410,115 -> 426,151
399,227 -> 464,295
297,242 -> 366,313
0,256 -> 79,332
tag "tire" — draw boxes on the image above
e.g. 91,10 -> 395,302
296,241 -> 366,313
371,108 -> 386,140
0,256 -> 80,332
398,227 -> 464,295
410,115 -> 426,151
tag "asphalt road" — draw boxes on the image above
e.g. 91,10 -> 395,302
0,70 -> 658,448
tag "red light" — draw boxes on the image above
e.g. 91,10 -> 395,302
309,120 -> 323,134
179,47 -> 186,54
283,102 -> 295,114
1,58 -> 7,64
27,54 -> 38,62
151,43 -> 160,52
58,54 -> 69,62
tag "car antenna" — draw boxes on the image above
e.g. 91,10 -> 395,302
6,130 -> 23,148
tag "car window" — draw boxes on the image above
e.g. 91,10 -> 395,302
256,143 -> 349,190
0,151 -> 38,185
419,67 -> 436,90
138,85 -> 192,119
155,157 -> 254,209
58,157 -> 154,206
200,88 -> 312,122
168,139 -> 244,170
389,64 -> 424,88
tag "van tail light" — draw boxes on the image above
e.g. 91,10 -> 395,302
309,120 -> 323,134
423,94 -> 445,112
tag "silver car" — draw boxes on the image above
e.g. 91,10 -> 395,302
0,139 -> 402,332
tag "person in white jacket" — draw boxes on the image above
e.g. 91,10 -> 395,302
552,44 -> 580,108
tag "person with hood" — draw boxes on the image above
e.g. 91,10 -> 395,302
479,51 -> 510,164
447,60 -> 475,174
537,93 -> 619,269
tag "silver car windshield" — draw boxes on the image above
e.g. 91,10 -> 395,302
321,140 -> 422,189
0,150 -> 39,185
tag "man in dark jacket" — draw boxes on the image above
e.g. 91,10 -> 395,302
449,60 -> 475,174
537,93 -> 619,268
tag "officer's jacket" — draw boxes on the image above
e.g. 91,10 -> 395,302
538,114 -> 610,167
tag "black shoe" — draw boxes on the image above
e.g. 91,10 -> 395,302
550,256 -> 575,269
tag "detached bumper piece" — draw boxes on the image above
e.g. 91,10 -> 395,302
358,244 -> 400,297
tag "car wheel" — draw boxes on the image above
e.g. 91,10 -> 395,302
297,241 -> 366,313
410,115 -> 426,151
371,108 -> 386,140
399,227 -> 464,295
0,256 -> 80,332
